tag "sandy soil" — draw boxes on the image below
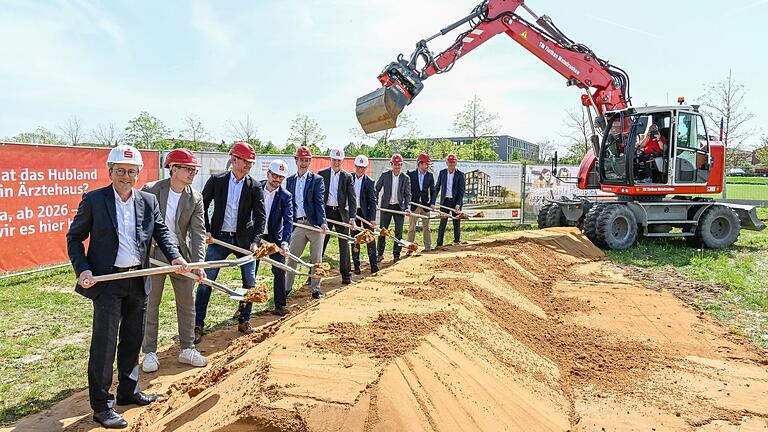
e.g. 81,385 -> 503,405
5,228 -> 768,431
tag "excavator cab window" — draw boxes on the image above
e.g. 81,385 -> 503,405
600,113 -> 631,184
674,112 -> 710,184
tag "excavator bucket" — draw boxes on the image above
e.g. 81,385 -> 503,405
355,86 -> 410,134
724,203 -> 767,231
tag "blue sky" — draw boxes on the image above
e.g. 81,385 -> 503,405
1,0 -> 767,152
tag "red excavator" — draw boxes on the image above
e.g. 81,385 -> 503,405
355,0 -> 764,250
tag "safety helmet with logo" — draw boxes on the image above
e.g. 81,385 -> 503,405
164,148 -> 200,169
446,153 -> 458,163
329,148 -> 345,160
229,141 -> 256,162
416,153 -> 431,165
268,159 -> 289,177
390,153 -> 404,164
294,146 -> 312,159
354,155 -> 369,168
107,144 -> 143,169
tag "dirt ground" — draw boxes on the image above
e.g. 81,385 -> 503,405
5,228 -> 768,431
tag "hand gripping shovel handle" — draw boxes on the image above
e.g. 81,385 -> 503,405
90,256 -> 253,283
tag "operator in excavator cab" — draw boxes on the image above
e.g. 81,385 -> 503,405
635,124 -> 667,184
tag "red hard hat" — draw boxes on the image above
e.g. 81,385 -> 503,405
164,148 -> 200,168
447,153 -> 458,163
416,153 -> 431,164
295,145 -> 312,158
390,153 -> 403,164
229,141 -> 256,162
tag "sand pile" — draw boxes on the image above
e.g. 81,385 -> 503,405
9,228 -> 767,431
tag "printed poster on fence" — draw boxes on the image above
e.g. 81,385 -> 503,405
523,164 -> 596,220
0,143 -> 159,273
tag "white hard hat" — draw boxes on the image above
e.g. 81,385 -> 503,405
354,154 -> 369,168
268,159 -> 289,176
329,148 -> 345,160
107,145 -> 143,169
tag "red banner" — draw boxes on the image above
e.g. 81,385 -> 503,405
0,143 -> 160,273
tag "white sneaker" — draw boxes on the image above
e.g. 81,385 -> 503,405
142,352 -> 159,373
179,348 -> 208,367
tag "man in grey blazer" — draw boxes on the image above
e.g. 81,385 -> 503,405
141,149 -> 208,374
319,148 -> 357,284
375,153 -> 411,263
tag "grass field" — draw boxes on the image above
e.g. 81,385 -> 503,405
0,222 -> 523,425
721,182 -> 768,200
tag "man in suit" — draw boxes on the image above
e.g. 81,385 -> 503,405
140,149 -> 208,374
285,145 -> 329,299
236,159 -> 294,318
319,148 -> 356,284
407,153 -> 436,254
375,153 -> 411,263
435,153 -> 466,247
67,145 -> 188,429
351,155 -> 379,274
194,141 -> 266,337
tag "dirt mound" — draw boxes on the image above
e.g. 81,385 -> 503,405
7,227 -> 768,431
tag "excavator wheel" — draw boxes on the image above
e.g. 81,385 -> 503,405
537,203 -> 553,228
582,203 -> 606,247
693,205 -> 741,249
545,203 -> 566,227
596,204 -> 638,250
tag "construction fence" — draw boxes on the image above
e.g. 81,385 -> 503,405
2,142 -> 765,273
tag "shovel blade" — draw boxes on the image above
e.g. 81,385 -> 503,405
355,86 -> 409,134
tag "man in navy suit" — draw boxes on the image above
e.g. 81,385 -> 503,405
351,155 -> 379,274
236,159 -> 294,318
319,148 -> 356,284
407,153 -> 436,253
435,153 -> 466,247
194,141 -> 266,337
285,146 -> 329,299
67,145 -> 188,429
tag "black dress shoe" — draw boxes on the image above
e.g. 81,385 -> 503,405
376,255 -> 384,263
354,268 -> 361,275
312,291 -> 325,300
370,266 -> 379,274
393,256 -> 400,263
116,392 -> 160,406
93,409 -> 127,429
342,278 -> 352,285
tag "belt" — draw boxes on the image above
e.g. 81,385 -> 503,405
220,231 -> 236,236
295,217 -> 308,221
113,265 -> 141,273
326,205 -> 340,210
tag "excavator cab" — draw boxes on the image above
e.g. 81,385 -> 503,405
598,106 -> 719,195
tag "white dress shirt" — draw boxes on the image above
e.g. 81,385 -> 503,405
295,172 -> 308,218
327,169 -> 340,206
445,171 -> 455,199
418,171 -> 425,191
113,187 -> 141,267
389,172 -> 399,205
165,188 -> 181,246
262,184 -> 278,235
222,172 -> 244,232
354,175 -> 363,204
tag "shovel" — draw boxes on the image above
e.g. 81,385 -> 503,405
149,258 -> 247,301
410,202 -> 457,220
209,237 -> 322,279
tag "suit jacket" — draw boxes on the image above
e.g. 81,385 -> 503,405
66,185 -> 181,299
141,179 -> 206,263
375,170 -> 411,212
319,167 -> 356,222
285,171 -> 327,227
407,169 -> 436,210
435,169 -> 466,207
202,171 -> 266,249
355,174 -> 377,221
260,180 -> 293,245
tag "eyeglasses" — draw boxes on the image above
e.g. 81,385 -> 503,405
112,168 -> 139,178
175,165 -> 199,174
233,155 -> 254,166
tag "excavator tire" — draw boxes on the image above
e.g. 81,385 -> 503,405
694,205 -> 741,249
537,204 -> 553,228
582,203 -> 606,247
545,204 -> 566,228
595,204 -> 638,250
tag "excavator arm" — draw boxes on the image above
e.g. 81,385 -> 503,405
356,0 -> 630,133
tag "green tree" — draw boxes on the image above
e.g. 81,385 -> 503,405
755,136 -> 768,164
456,137 -> 500,161
430,139 -> 459,159
11,127 -> 62,144
452,95 -> 499,139
125,112 -> 172,149
287,114 -> 326,151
